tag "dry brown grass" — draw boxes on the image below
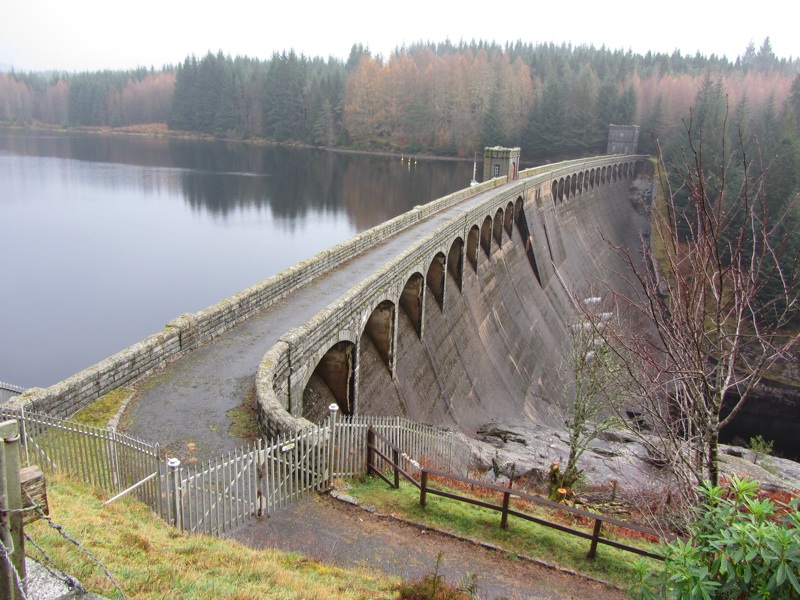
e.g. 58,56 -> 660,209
25,473 -> 397,599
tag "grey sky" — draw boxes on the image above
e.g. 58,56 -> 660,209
2,0 -> 796,72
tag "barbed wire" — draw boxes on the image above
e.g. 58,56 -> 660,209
0,532 -> 28,600
23,490 -> 127,599
24,531 -> 85,592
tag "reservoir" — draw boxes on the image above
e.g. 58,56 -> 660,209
0,128 -> 471,388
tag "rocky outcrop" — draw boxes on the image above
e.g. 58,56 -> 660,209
461,420 -> 800,497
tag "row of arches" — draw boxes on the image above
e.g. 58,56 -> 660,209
293,158 -> 644,424
551,160 -> 635,204
301,195 -> 528,422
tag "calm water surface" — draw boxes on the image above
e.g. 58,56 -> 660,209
0,129 -> 472,388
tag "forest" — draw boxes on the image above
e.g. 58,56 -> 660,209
4,38 -> 799,279
0,38 -> 797,160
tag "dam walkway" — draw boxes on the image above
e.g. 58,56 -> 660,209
124,179 -> 524,462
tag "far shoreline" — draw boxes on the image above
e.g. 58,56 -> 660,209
0,121 -> 477,164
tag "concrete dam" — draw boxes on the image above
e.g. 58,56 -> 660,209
302,163 -> 649,436
8,152 -> 651,460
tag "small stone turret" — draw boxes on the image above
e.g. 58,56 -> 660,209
483,147 -> 520,181
607,125 -> 640,155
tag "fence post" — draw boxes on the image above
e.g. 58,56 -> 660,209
256,438 -> 265,518
587,518 -> 603,559
0,420 -> 25,600
326,404 -> 339,488
392,448 -> 400,489
367,427 -> 374,477
107,429 -> 120,492
17,408 -> 29,467
420,470 -> 428,507
167,457 -> 183,531
500,490 -> 511,530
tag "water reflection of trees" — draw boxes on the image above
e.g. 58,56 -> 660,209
1,129 -> 472,229
340,156 -> 473,231
173,141 -> 472,229
0,128 -> 174,167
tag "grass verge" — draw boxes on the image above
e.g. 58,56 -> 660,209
346,475 -> 662,590
226,385 -> 262,442
71,388 -> 133,428
26,473 -> 397,599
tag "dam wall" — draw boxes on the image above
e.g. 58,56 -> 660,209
319,172 -> 650,434
257,157 -> 650,437
6,174 -> 511,418
8,153 -> 647,438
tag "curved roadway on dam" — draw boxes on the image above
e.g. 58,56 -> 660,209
124,178 -> 529,461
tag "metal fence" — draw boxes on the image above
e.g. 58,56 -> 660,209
171,426 -> 330,535
332,414 -> 470,479
0,382 -> 26,405
0,407 -> 467,537
0,407 -> 164,518
171,412 -> 470,536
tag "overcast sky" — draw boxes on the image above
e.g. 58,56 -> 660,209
2,0 -> 797,72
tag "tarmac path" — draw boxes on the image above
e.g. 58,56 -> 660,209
226,492 -> 629,600
123,181 -> 519,462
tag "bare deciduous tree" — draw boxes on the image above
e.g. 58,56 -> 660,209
550,294 -> 626,501
595,120 -> 800,497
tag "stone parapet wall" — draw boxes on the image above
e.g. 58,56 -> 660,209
6,328 -> 182,418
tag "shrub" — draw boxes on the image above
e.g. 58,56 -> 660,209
630,475 -> 800,599
748,435 -> 774,465
393,552 -> 476,599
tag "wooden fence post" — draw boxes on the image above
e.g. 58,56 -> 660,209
0,420 -> 25,600
587,518 -> 603,559
500,490 -> 511,530
420,470 -> 428,507
392,448 -> 400,489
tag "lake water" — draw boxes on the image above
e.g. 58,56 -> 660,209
0,129 -> 472,389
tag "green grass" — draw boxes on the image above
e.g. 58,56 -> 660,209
71,388 -> 133,428
26,473 -> 398,599
346,475 -> 662,590
22,469 -> 659,598
225,385 -> 262,442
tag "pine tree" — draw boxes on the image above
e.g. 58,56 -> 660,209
524,74 -> 567,159
168,56 -> 198,131
639,94 -> 665,155
264,51 -> 308,141
564,65 -> 599,155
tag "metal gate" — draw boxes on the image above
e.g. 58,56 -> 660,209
173,425 -> 330,535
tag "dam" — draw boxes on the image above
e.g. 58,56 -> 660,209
8,151 -> 650,461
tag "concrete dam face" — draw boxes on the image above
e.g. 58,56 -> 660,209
303,177 -> 650,435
